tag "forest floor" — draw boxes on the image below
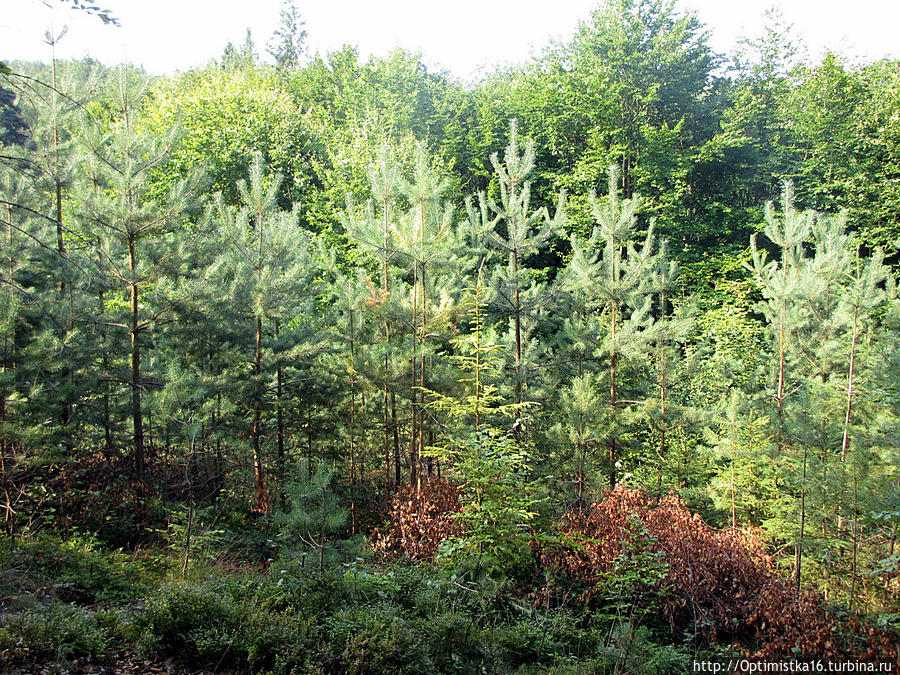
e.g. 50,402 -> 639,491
0,487 -> 898,674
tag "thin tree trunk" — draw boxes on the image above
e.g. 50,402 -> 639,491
657,289 -> 668,501
0,397 -> 12,538
608,298 -> 617,489
796,445 -> 808,590
837,308 -> 860,536
840,308 -> 859,463
306,403 -> 313,477
49,46 -> 75,453
608,228 -> 618,490
383,365 -> 391,490
391,392 -> 401,487
410,263 -> 418,488
215,393 -> 222,495
349,311 -> 357,535
731,418 -> 737,530
419,262 -> 427,489
381,198 -> 392,492
578,355 -> 586,502
849,472 -> 859,612
512,249 -> 522,420
275,320 -> 285,488
251,313 -> 267,510
349,311 -> 356,486
57,180 -> 73,438
99,239 -> 112,458
181,502 -> 193,577
128,234 -> 145,486
775,307 -> 786,456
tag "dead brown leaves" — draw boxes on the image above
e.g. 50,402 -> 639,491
538,487 -> 898,663
370,479 -> 463,562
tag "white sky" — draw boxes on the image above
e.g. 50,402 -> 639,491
3,0 -> 900,80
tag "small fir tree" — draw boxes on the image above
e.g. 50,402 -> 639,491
561,166 -> 661,488
469,119 -> 565,420
268,0 -> 306,71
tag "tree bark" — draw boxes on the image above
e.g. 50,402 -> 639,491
251,313 -> 267,510
128,234 -> 145,486
275,319 -> 285,495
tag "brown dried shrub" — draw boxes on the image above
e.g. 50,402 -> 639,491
370,479 -> 463,562
539,487 -> 898,663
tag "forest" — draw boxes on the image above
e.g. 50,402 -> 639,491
0,0 -> 899,672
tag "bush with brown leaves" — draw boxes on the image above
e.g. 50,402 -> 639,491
539,487 -> 898,663
369,479 -> 463,562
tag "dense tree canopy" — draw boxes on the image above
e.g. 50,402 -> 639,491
1,1 -> 899,670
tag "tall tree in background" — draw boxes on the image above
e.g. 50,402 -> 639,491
268,0 -> 306,71
222,29 -> 257,70
501,0 -> 718,249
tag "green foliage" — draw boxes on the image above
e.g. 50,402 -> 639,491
124,554 -> 693,673
599,622 -> 691,675
275,459 -> 349,568
0,603 -> 115,668
162,503 -> 225,571
0,534 -> 156,606
136,576 -> 304,671
436,428 -> 539,572
4,4 -> 900,656
424,276 -> 540,572
268,0 -> 306,71
469,119 -> 566,410
143,67 -> 319,210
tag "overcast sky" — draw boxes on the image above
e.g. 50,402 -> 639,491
3,0 -> 900,79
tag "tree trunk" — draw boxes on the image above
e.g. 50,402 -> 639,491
512,249 -> 522,419
251,313 -> 267,511
381,199 -> 392,492
410,263 -> 418,488
99,241 -> 112,459
419,262 -> 427,489
840,308 -> 859,463
608,304 -> 617,489
0,396 -> 12,538
51,51 -> 73,444
796,445 -> 808,590
730,418 -> 737,529
128,234 -> 145,486
391,392 -> 401,487
349,311 -> 356,485
276,320 -> 285,481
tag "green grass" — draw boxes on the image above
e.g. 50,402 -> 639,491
0,533 -> 703,673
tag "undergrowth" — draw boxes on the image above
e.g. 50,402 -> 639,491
0,486 -> 897,673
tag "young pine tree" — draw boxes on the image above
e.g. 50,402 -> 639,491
745,184 -> 815,588
394,142 -> 457,488
341,143 -> 404,490
80,70 -> 203,487
561,166 -> 660,488
469,120 -> 565,422
208,151 -> 317,512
